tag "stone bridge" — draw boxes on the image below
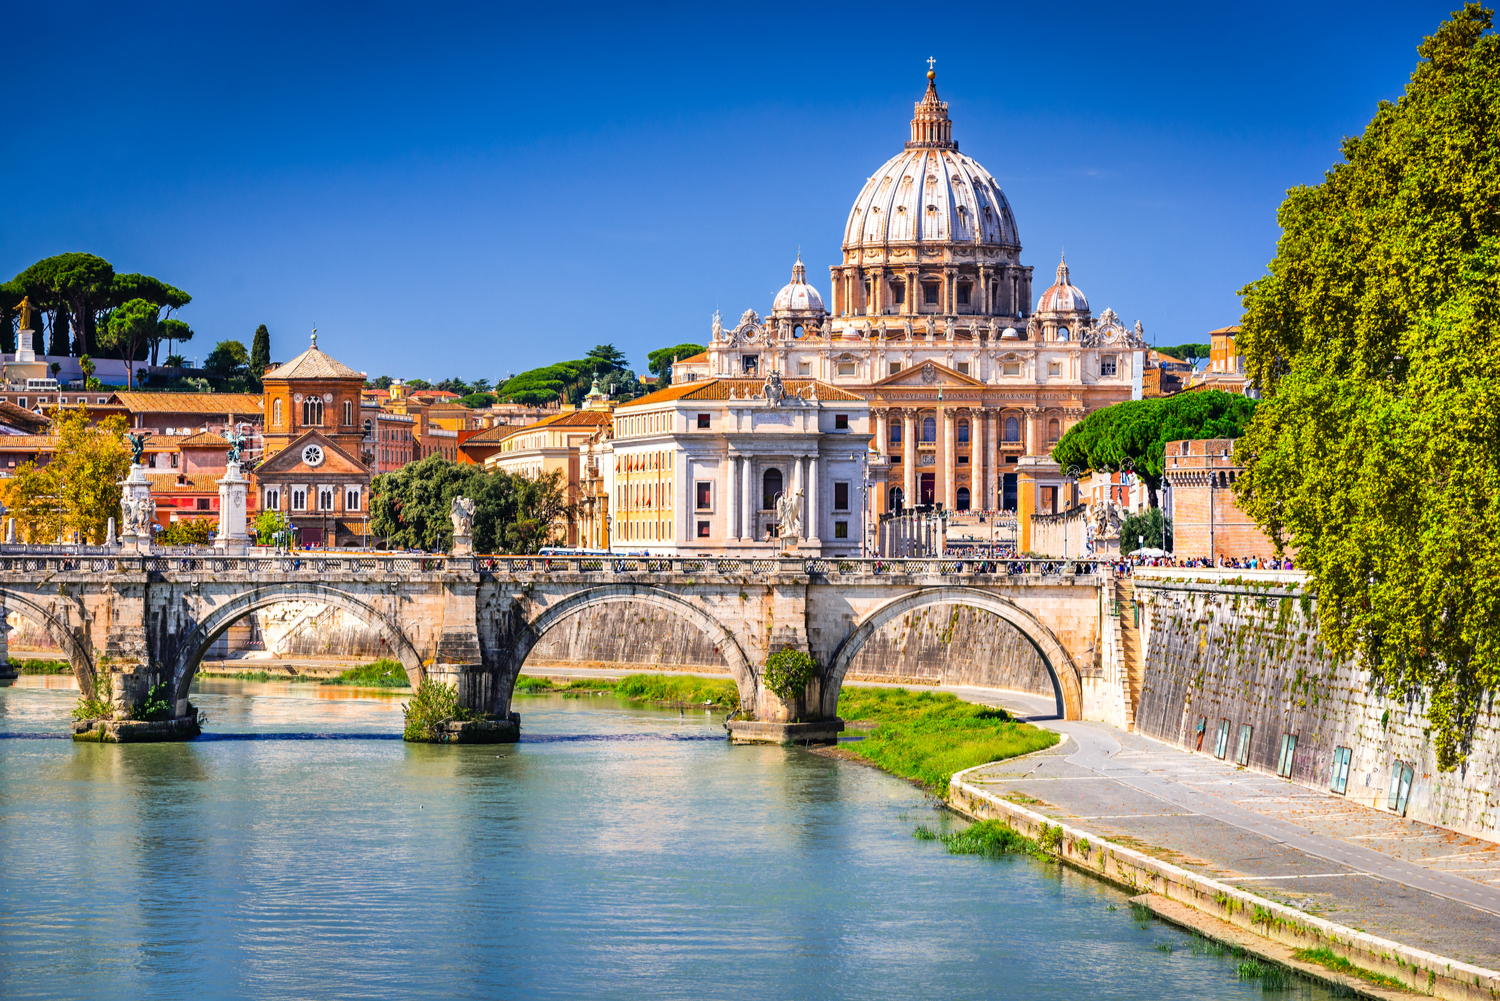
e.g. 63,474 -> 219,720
0,553 -> 1121,740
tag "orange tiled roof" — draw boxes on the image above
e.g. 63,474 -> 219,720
675,351 -> 709,364
0,435 -> 56,449
110,392 -> 264,415
621,378 -> 863,408
1207,325 -> 1241,335
492,409 -> 613,441
176,431 -> 232,447
143,473 -> 222,492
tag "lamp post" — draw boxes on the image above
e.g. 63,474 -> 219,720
1063,464 -> 1081,563
852,450 -> 869,558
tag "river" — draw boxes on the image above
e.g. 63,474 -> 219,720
0,677 -> 1341,1000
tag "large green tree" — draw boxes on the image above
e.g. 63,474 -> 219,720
250,324 -> 271,380
1050,390 -> 1256,506
369,455 -> 573,553
112,273 -> 191,364
1233,5 -> 1500,768
13,253 -> 115,356
648,342 -> 706,380
99,298 -> 158,387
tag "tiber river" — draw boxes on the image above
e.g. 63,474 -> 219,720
0,678 -> 1344,1000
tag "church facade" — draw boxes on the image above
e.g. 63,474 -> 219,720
676,69 -> 1148,525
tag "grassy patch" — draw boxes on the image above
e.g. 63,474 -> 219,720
836,687 -> 1059,791
514,673 -> 740,708
917,818 -> 1044,858
322,659 -> 411,688
200,669 -> 301,682
1237,959 -> 1292,991
1292,947 -> 1409,991
15,659 -> 70,674
402,679 -> 482,742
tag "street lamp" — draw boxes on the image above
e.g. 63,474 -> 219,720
851,451 -> 869,558
1063,464 -> 1082,562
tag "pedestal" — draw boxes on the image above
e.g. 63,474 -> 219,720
726,718 -> 844,746
215,461 -> 250,554
452,533 -> 473,556
118,464 -> 153,552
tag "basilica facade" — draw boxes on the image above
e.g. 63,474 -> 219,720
677,70 -> 1148,524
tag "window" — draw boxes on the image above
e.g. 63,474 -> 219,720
197,497 -> 211,510
834,521 -> 848,539
957,283 -> 970,305
1330,746 -> 1352,795
697,520 -> 711,538
834,482 -> 850,511
1048,361 -> 1062,377
264,488 -> 281,511
697,413 -> 710,429
170,453 -> 178,469
97,397 -> 107,405
345,486 -> 361,512
888,487 -> 904,509
921,416 -> 936,442
364,418 -> 373,435
1002,361 -> 1020,377
1387,761 -> 1414,815
343,400 -> 353,425
889,421 -> 902,444
798,361 -> 811,375
762,467 -> 783,510
957,361 -> 970,375
834,414 -> 849,430
696,481 -> 712,510
889,281 -> 905,305
956,486 -> 970,511
1235,724 -> 1253,766
888,362 -> 901,376
923,283 -> 939,305
1047,419 -> 1061,443
1213,719 -> 1231,759
318,486 -> 335,511
742,355 -> 759,375
792,325 -> 803,339
291,488 -> 307,511
1276,733 -> 1298,779
1101,355 -> 1117,377
837,361 -> 856,377
303,396 -> 324,426
1057,326 -> 1070,341
957,420 -> 969,443
1004,416 -> 1020,442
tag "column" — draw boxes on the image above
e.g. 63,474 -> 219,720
871,268 -> 884,315
727,455 -> 740,541
986,411 -> 998,509
941,408 -> 955,511
742,456 -> 754,541
971,410 -> 983,512
875,410 -> 888,460
807,453 -> 820,544
1025,409 -> 1037,456
902,410 -> 916,508
679,458 -> 692,547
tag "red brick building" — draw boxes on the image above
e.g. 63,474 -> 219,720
1164,438 -> 1287,561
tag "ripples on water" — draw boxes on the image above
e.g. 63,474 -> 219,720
0,677 -> 1338,1000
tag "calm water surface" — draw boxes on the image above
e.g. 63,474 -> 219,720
0,677 -> 1338,1000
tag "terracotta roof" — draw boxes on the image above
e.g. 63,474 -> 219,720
263,344 -> 363,381
1207,325 -> 1241,335
493,409 -> 613,441
0,401 -> 51,432
0,435 -> 56,449
675,351 -> 709,364
143,472 -> 221,492
1151,351 -> 1186,365
110,392 -> 264,415
620,378 -> 864,408
176,431 -> 232,448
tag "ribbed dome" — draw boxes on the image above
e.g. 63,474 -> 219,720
772,256 -> 825,314
1036,254 -> 1089,313
843,74 -> 1019,250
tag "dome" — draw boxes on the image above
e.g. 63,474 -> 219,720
843,74 -> 1019,250
772,256 -> 825,314
1001,327 -> 1020,340
1036,254 -> 1089,313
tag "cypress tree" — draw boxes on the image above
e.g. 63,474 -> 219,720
49,305 -> 71,357
250,324 -> 271,378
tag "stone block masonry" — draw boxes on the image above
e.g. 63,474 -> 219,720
1132,570 -> 1500,842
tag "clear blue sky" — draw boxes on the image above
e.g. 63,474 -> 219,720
1,1 -> 1464,381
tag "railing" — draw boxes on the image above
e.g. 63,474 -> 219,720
0,552 -> 1105,579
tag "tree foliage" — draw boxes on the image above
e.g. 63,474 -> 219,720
1050,390 -> 1256,504
1119,508 -> 1171,555
158,519 -> 215,545
0,407 -> 130,544
1155,343 -> 1210,365
647,343 -> 705,378
99,298 -> 157,387
13,252 -> 114,356
250,324 -> 271,379
1233,5 -> 1500,768
369,455 -> 573,553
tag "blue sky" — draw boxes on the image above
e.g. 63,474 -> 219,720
1,1 -> 1464,381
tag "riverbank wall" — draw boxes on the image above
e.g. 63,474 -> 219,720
948,762 -> 1500,1001
1131,569 -> 1500,842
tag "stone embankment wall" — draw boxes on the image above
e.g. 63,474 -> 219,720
523,600 -> 729,672
1134,572 -> 1499,841
840,604 -> 1054,697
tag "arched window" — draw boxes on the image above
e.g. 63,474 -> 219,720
303,396 -> 324,426
921,416 -> 936,442
1047,418 -> 1061,443
889,486 -> 904,510
363,418 -> 373,436
792,325 -> 804,339
343,400 -> 353,425
1057,326 -> 1070,341
272,398 -> 282,427
956,487 -> 971,511
957,420 -> 970,444
889,420 -> 902,445
762,467 -> 783,511
1004,416 -> 1020,442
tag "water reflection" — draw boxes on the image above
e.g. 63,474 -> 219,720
0,683 -> 1338,1000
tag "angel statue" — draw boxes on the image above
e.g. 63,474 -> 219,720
226,430 -> 246,466
450,495 -> 476,537
775,487 -> 804,542
127,432 -> 148,466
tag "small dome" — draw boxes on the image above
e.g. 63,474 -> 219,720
1001,327 -> 1020,340
1037,254 -> 1089,313
772,256 -> 826,314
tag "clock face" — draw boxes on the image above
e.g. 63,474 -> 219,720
302,444 -> 325,467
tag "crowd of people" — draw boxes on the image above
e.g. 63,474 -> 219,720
1112,553 -> 1296,574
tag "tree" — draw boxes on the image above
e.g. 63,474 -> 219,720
405,378 -> 431,391
1232,5 -> 1500,769
78,355 -> 101,390
648,343 -> 706,379
161,318 -> 193,363
369,455 -> 572,553
1050,390 -> 1256,506
250,324 -> 271,379
371,375 -> 394,390
205,339 -> 250,379
99,298 -> 157,387
459,392 -> 497,409
158,519 -> 215,545
1155,343 -> 1210,366
48,304 -> 71,356
585,343 -> 628,371
1,406 -> 130,544
13,252 -> 115,356
112,273 -> 191,364
1119,509 -> 1171,555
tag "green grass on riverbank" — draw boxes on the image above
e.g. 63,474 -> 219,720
1291,947 -> 1408,991
915,818 -> 1045,858
837,688 -> 1059,791
14,659 -> 71,674
516,673 -> 740,708
322,660 -> 411,688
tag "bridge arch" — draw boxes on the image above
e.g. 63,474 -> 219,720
166,584 -> 425,702
0,588 -> 96,693
506,584 -> 757,708
823,586 -> 1082,720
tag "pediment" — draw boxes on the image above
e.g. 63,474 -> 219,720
872,360 -> 986,390
256,431 -> 367,476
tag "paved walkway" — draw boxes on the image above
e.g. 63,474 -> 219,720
958,686 -> 1500,969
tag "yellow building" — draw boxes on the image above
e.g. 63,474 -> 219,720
483,404 -> 614,547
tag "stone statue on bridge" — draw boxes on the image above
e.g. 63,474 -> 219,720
127,433 -> 148,466
775,487 -> 804,543
120,494 -> 155,540
450,495 -> 476,555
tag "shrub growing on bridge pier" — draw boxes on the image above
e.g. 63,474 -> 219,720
763,647 -> 816,703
